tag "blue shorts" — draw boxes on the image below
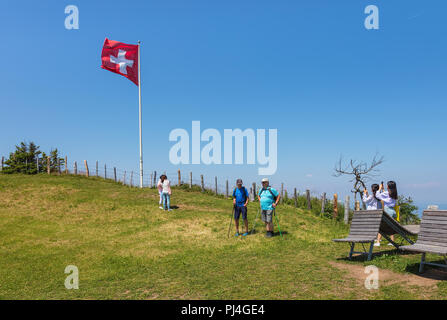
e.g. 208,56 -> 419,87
234,206 -> 247,220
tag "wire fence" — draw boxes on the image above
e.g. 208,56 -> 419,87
68,161 -> 247,195
0,155 -> 354,223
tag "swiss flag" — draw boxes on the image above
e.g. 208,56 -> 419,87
101,38 -> 139,86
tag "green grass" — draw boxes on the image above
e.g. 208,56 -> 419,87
0,174 -> 446,299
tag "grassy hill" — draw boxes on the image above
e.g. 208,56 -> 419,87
0,174 -> 446,299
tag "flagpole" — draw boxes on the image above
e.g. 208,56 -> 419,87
138,40 -> 143,188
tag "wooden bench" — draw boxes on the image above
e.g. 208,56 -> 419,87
333,209 -> 418,261
400,210 -> 447,273
333,210 -> 383,261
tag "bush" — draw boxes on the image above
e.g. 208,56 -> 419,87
1,141 -> 64,174
398,195 -> 420,225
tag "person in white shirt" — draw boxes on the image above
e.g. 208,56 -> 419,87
157,174 -> 172,211
374,181 -> 398,246
157,176 -> 163,209
362,184 -> 380,210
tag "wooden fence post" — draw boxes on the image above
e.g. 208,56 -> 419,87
1,156 -> 3,171
294,188 -> 297,208
154,171 -> 157,186
215,176 -> 218,195
47,156 -> 50,174
74,161 -> 77,175
280,183 -> 284,204
104,164 -> 107,179
123,171 -> 126,185
306,189 -> 311,210
178,170 -> 181,186
114,167 -> 117,182
150,172 -> 153,187
333,194 -> 338,219
252,182 -> 256,201
36,156 -> 39,173
321,192 -> 326,216
201,175 -> 205,192
189,172 -> 192,189
130,171 -> 133,187
58,158 -> 61,175
344,195 -> 350,224
96,161 -> 98,177
226,180 -> 229,198
65,156 -> 68,174
84,160 -> 89,177
355,200 -> 360,211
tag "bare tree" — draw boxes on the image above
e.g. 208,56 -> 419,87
333,153 -> 384,208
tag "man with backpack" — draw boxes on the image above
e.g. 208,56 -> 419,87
232,179 -> 249,237
258,178 -> 280,238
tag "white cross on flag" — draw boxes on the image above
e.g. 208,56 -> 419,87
101,38 -> 139,85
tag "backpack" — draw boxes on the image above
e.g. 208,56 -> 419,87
259,187 -> 278,202
233,187 -> 248,202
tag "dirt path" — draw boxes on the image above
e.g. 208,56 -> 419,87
330,261 -> 447,290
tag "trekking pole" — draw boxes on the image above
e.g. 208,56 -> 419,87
227,205 -> 235,238
274,207 -> 283,238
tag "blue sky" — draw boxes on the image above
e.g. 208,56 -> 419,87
1,0 -> 446,210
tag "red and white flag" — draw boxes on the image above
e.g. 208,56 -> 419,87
101,38 -> 139,85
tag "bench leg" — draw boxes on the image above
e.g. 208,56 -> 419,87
419,253 -> 426,273
367,241 -> 374,261
348,242 -> 355,260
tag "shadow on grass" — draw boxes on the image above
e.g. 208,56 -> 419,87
336,248 -> 405,263
249,230 -> 289,237
158,205 -> 180,210
404,259 -> 447,280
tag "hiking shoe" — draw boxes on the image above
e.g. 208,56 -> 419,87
374,241 -> 380,247
387,242 -> 393,246
242,232 -> 248,237
159,206 -> 163,209
265,232 -> 273,238
235,232 -> 240,237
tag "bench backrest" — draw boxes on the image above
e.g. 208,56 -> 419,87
380,210 -> 418,237
417,210 -> 447,247
348,210 -> 382,239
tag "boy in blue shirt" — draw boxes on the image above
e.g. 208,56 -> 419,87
232,179 -> 249,236
258,178 -> 280,238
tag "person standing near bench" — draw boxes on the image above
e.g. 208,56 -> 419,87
363,183 -> 380,210
258,178 -> 280,238
232,179 -> 249,237
374,181 -> 398,246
